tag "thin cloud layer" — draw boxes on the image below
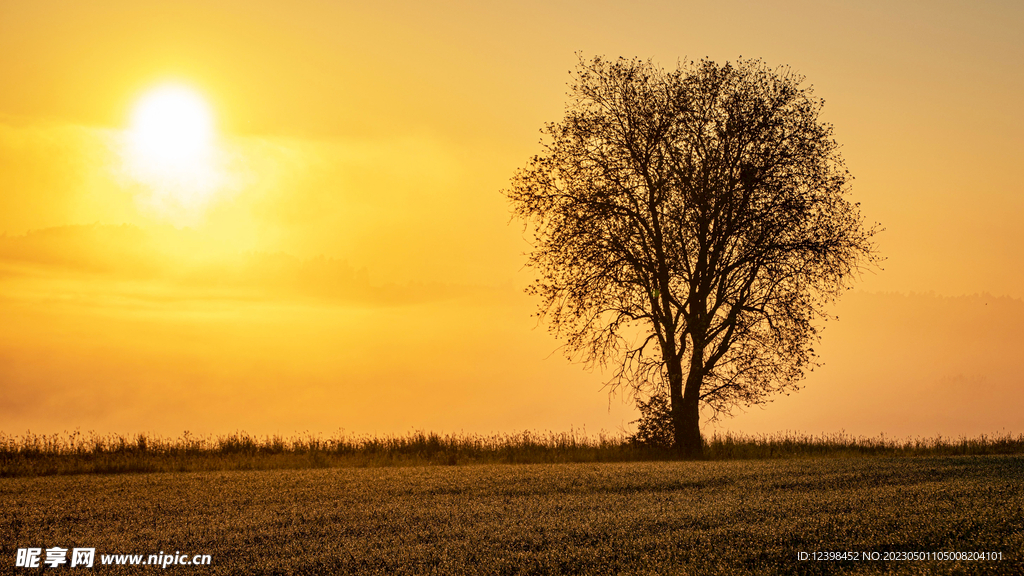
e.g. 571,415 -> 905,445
0,224 -> 475,305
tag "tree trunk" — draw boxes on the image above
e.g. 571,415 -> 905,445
671,348 -> 704,458
677,369 -> 703,458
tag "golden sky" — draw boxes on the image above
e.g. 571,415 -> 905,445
1,0 -> 1022,439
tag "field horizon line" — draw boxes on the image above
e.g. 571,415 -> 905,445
3,428 -> 1023,478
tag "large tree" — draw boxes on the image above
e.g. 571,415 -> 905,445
507,56 -> 879,457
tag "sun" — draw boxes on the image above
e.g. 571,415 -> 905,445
123,84 -> 228,220
130,85 -> 214,168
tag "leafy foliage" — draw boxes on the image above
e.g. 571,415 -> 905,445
629,391 -> 675,448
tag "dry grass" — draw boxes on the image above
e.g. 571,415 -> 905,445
2,429 -> 1023,477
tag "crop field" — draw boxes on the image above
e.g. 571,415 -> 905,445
2,455 -> 1022,575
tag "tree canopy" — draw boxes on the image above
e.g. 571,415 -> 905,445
507,56 -> 880,456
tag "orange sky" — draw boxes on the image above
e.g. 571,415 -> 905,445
1,0 -> 1022,439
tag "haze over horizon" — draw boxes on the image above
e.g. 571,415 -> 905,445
2,0 -> 1022,440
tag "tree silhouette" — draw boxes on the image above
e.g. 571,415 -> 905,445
507,56 -> 879,457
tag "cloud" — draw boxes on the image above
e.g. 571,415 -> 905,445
0,223 -> 476,306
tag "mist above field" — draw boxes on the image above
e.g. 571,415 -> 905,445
3,265 -> 1022,438
1,1 -> 1022,439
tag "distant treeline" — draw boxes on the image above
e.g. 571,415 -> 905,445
2,429 -> 1023,477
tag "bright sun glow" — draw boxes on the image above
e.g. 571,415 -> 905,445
124,84 -> 228,221
131,85 -> 214,167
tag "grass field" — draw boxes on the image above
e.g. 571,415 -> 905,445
4,430 -> 1024,477
3,455 -> 1021,574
